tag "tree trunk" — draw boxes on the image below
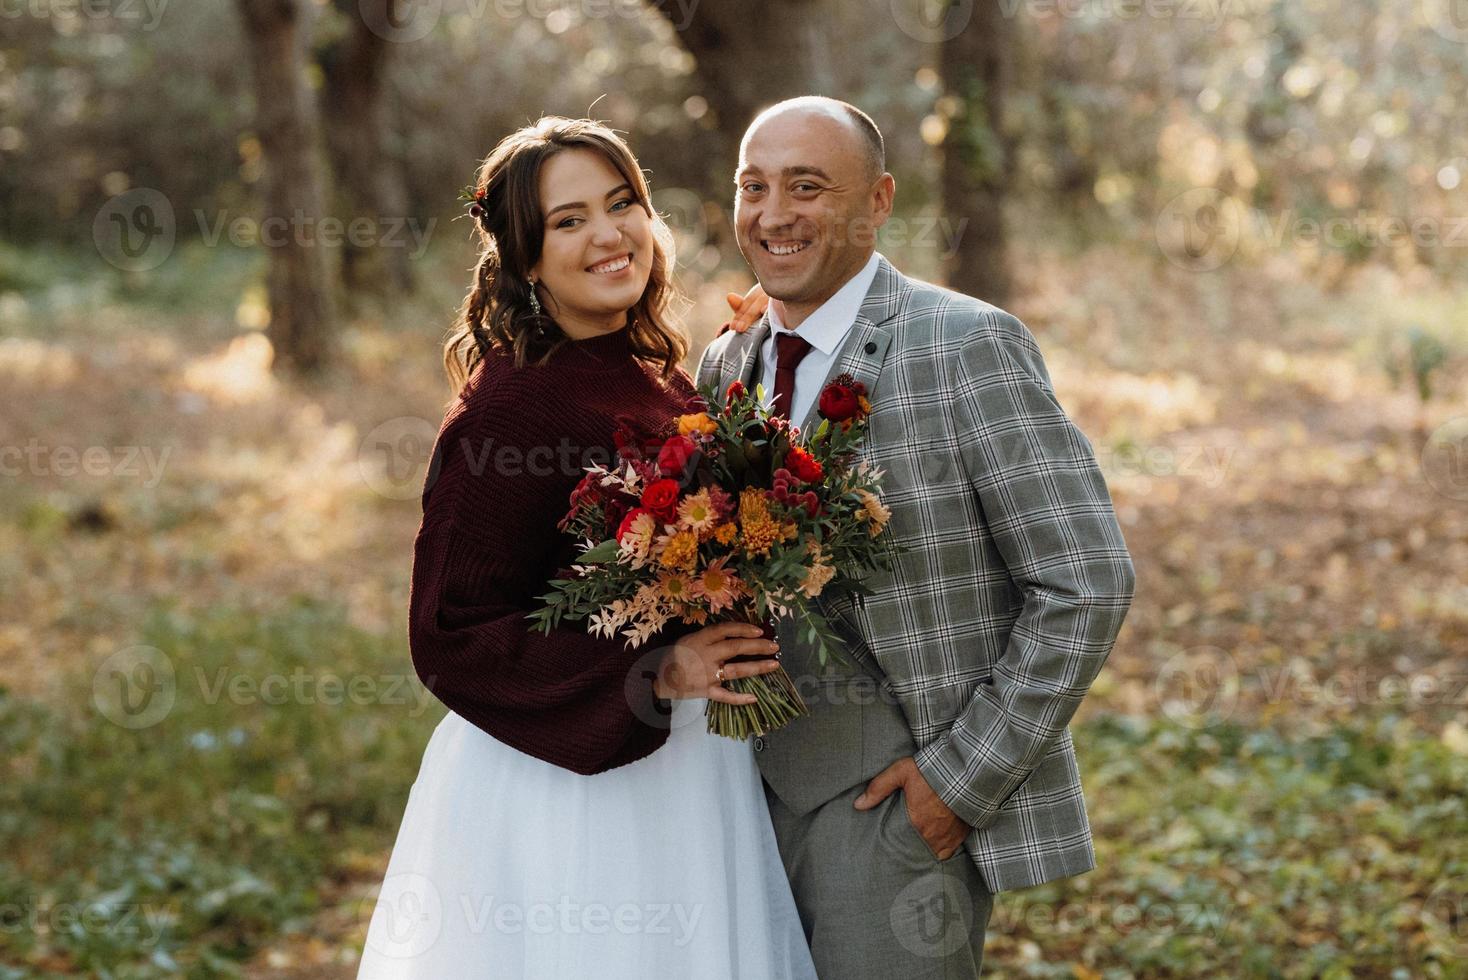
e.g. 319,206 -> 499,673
317,0 -> 415,303
939,0 -> 1012,305
234,0 -> 338,376
655,0 -> 833,167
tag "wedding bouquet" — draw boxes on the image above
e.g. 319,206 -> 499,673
529,375 -> 896,739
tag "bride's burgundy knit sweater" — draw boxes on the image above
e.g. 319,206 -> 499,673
408,324 -> 699,775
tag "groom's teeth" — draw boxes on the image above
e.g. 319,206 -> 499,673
589,255 -> 631,274
766,241 -> 808,255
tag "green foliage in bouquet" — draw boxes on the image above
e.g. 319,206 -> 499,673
529,374 -> 898,738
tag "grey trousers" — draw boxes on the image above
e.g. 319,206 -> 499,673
765,777 -> 995,979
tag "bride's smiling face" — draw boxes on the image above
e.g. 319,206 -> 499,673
529,149 -> 654,340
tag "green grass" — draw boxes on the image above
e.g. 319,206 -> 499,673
5,615 -> 1464,977
997,714 -> 1468,977
0,598 -> 440,978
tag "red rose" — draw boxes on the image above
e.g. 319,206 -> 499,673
785,446 -> 824,484
657,435 -> 698,478
818,380 -> 863,423
616,506 -> 651,543
725,380 -> 746,405
640,478 -> 681,521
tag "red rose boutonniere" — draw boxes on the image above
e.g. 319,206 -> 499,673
817,374 -> 871,430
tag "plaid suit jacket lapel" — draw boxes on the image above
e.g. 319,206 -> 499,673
795,256 -> 903,435
735,317 -> 772,391
723,256 -> 906,430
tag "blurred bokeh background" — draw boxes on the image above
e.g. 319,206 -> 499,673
2,0 -> 1466,976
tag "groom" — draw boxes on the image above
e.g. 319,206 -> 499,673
698,97 -> 1136,977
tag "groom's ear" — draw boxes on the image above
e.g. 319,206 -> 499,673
872,172 -> 896,228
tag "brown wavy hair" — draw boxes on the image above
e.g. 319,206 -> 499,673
443,117 -> 689,401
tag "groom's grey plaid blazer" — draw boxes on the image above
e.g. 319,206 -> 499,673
697,256 -> 1136,892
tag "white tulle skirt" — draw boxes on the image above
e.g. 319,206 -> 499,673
356,697 -> 818,980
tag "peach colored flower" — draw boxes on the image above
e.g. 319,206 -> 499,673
679,605 -> 711,626
697,556 -> 743,614
799,563 -> 836,598
657,570 -> 704,606
676,488 -> 720,538
855,488 -> 891,535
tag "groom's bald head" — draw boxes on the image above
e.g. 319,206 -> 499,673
741,96 -> 886,182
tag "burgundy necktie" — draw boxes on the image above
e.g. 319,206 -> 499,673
771,331 -> 814,421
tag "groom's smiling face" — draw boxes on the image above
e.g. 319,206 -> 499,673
733,104 -> 894,326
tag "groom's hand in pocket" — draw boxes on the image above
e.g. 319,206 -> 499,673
853,757 -> 971,860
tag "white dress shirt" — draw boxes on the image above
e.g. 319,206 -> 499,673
757,251 -> 883,429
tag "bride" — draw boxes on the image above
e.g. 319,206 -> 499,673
355,117 -> 818,979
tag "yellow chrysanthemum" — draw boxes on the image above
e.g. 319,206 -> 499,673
655,528 -> 700,571
713,521 -> 738,545
738,488 -> 782,557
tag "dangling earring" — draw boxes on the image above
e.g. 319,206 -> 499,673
528,279 -> 542,317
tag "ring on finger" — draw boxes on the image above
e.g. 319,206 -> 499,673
716,666 -> 726,683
